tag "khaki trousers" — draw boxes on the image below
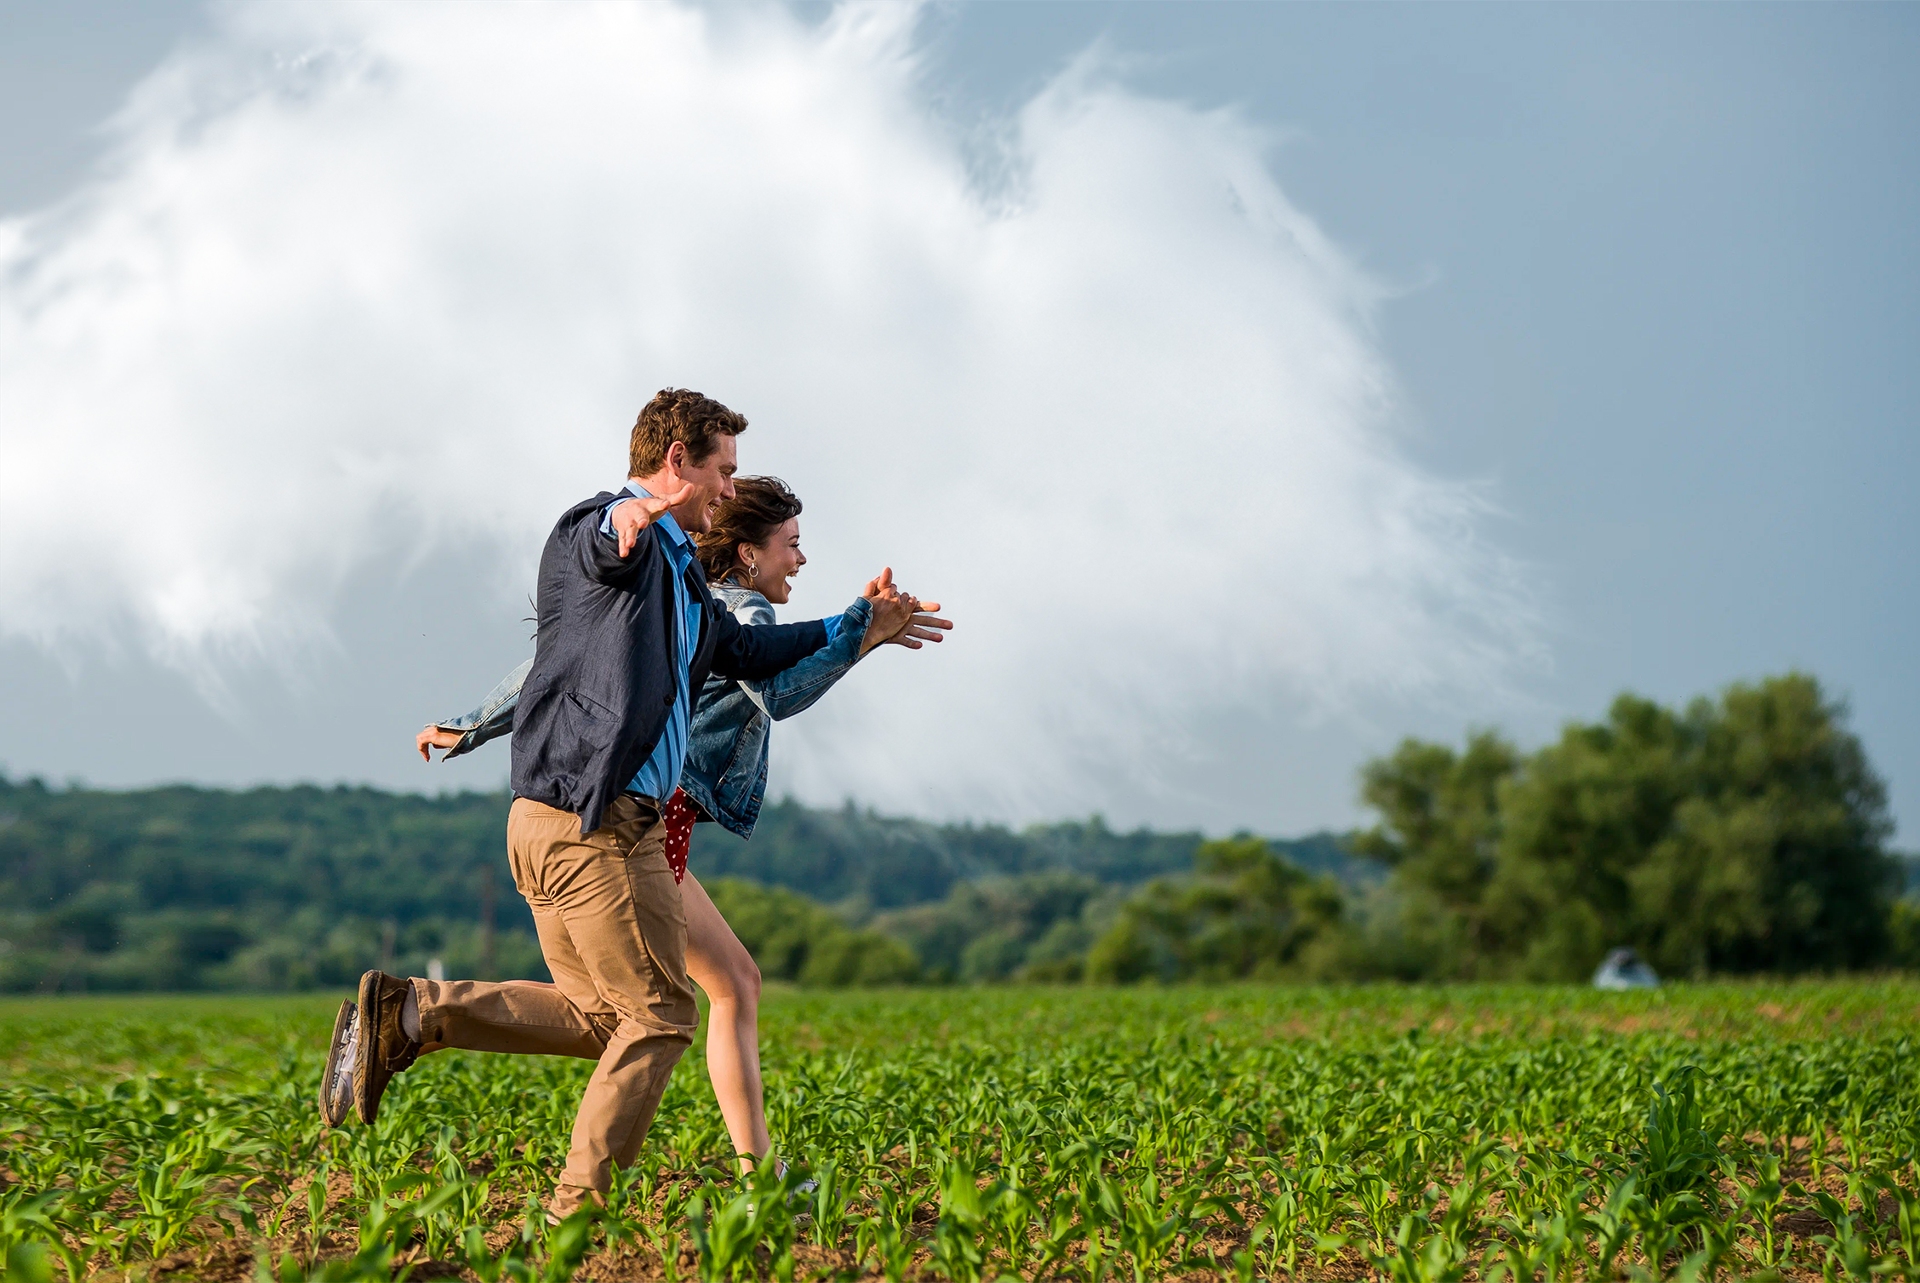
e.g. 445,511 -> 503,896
409,794 -> 697,1215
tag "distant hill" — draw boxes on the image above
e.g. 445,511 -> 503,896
0,776 -> 514,927
0,775 -> 1375,992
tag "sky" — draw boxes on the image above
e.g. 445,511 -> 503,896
0,1 -> 1914,841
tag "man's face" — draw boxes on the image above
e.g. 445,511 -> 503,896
668,433 -> 737,534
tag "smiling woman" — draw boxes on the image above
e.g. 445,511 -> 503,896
697,477 -> 803,601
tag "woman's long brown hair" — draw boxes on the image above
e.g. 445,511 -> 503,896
694,475 -> 803,586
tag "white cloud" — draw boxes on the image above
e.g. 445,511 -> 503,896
0,1 -> 1541,827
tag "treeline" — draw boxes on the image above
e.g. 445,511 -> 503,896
2,671 -> 1911,991
0,784 -> 541,993
0,767 -> 1363,992
839,673 -> 1914,984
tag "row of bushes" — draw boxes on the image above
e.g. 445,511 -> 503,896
0,879 -> 915,994
703,881 -> 919,986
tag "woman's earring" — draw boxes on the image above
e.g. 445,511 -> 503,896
747,560 -> 757,582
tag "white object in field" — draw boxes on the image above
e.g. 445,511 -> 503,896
427,957 -> 445,982
1592,947 -> 1659,990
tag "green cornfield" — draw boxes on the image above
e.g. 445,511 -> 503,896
4,983 -> 1919,1281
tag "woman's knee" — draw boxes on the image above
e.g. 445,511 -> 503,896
707,952 -> 761,1007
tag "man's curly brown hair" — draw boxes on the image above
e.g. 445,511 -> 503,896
629,388 -> 747,477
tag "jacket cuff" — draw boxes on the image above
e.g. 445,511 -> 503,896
836,597 -> 873,646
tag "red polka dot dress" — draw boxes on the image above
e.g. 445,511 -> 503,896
662,788 -> 696,884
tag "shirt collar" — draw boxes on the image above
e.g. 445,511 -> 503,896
625,481 -> 690,549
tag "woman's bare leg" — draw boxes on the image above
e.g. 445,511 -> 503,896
681,871 -> 772,1170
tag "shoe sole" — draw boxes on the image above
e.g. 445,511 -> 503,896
319,999 -> 357,1128
353,970 -> 384,1126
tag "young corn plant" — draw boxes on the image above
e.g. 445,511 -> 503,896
928,1156 -> 1034,1283
1365,1213 -> 1473,1283
795,1154 -> 859,1259
687,1157 -> 804,1282
1807,1188 -> 1896,1283
1113,1166 -> 1190,1283
1248,1167 -> 1304,1277
1,1194 -> 86,1283
1632,1066 -> 1723,1208
1728,1152 -> 1789,1269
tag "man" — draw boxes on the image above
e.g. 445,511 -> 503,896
320,389 -> 901,1220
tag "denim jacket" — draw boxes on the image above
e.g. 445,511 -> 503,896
437,587 -> 871,839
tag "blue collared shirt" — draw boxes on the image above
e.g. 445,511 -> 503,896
598,481 -> 847,801
601,482 -> 701,802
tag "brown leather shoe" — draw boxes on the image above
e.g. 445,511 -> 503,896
351,971 -> 420,1126
318,999 -> 358,1128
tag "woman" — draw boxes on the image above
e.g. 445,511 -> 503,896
413,476 -> 948,1172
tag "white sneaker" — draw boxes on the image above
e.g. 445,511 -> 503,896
777,1159 -> 819,1199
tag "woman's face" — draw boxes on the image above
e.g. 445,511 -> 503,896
744,517 -> 805,604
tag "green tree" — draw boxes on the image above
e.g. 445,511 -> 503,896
1355,673 -> 1899,980
703,878 -> 919,986
1496,674 -> 1896,977
870,872 -> 1112,982
1480,693 -> 1698,979
1891,898 -> 1920,970
1085,836 -> 1342,983
1349,730 -> 1519,976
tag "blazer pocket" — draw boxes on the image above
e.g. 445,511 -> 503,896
564,689 -> 616,720
546,689 -> 615,781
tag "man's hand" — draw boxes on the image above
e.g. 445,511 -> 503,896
609,482 -> 695,557
884,604 -> 952,650
859,567 -> 952,653
416,726 -> 463,762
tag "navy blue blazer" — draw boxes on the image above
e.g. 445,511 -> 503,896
508,491 -> 826,834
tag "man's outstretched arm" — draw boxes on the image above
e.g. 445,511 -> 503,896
569,482 -> 697,585
712,568 -> 950,683
709,612 -> 829,681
